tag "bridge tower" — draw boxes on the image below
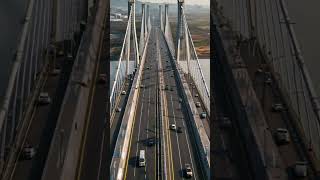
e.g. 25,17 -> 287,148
176,0 -> 191,74
164,4 -> 168,33
147,4 -> 151,32
127,0 -> 139,75
159,5 -> 164,31
139,4 -> 146,55
176,0 -> 184,46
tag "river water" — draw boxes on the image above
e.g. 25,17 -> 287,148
1,1 -> 320,97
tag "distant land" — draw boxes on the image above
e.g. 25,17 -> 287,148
111,0 -> 209,16
111,0 -> 210,60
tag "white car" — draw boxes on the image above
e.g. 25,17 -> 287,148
121,91 -> 126,95
38,92 -> 51,105
200,112 -> 207,119
195,102 -> 201,107
170,124 -> 176,130
185,164 -> 193,177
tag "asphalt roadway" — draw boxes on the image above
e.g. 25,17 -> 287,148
110,78 -> 132,154
123,23 -> 205,179
8,52 -> 74,180
158,28 -> 203,179
240,40 -> 316,179
125,27 -> 158,180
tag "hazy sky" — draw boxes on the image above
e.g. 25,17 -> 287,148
140,0 -> 209,6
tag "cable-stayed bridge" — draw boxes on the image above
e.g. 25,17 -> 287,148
0,0 -> 319,179
110,0 -> 210,179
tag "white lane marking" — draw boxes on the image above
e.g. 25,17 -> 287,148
96,128 -> 105,179
182,118 -> 198,180
134,86 -> 146,176
170,94 -> 183,178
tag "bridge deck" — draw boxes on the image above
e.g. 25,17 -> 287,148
123,26 -> 205,179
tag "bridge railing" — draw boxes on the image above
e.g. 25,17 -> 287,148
215,0 -> 320,160
110,10 -> 133,116
181,8 -> 210,114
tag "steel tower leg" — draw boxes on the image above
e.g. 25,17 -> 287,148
139,4 -> 145,55
176,0 -> 184,59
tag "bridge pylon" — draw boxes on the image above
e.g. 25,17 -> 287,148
127,0 -> 139,73
139,4 -> 146,55
159,5 -> 164,31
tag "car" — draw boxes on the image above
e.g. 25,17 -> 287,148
170,87 -> 174,91
116,107 -> 122,112
195,93 -> 199,97
147,138 -> 156,146
170,74 -> 174,77
139,150 -> 146,167
121,91 -> 126,95
21,145 -> 36,160
140,84 -> 145,88
38,92 -> 51,105
179,98 -> 183,103
98,74 -> 106,84
293,161 -> 307,177
200,112 -> 207,119
165,85 -> 169,90
195,102 -> 201,107
275,128 -> 290,144
272,103 -> 285,112
185,164 -> 193,177
146,66 -> 150,70
177,127 -> 182,133
265,78 -> 272,84
170,124 -> 176,130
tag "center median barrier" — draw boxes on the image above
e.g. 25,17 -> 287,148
40,1 -> 107,179
161,31 -> 210,179
111,30 -> 151,180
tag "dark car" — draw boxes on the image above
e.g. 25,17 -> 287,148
177,127 -> 182,133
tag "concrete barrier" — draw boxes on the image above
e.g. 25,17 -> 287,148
41,1 -> 107,179
111,30 -> 151,180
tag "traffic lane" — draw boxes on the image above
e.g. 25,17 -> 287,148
11,71 -> 61,180
79,59 -> 107,180
164,70 -> 200,180
240,42 -> 311,177
184,75 -> 210,137
254,74 -> 301,162
126,41 -> 158,179
111,79 -> 131,152
143,54 -> 159,179
160,50 -> 200,179
125,85 -> 145,179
